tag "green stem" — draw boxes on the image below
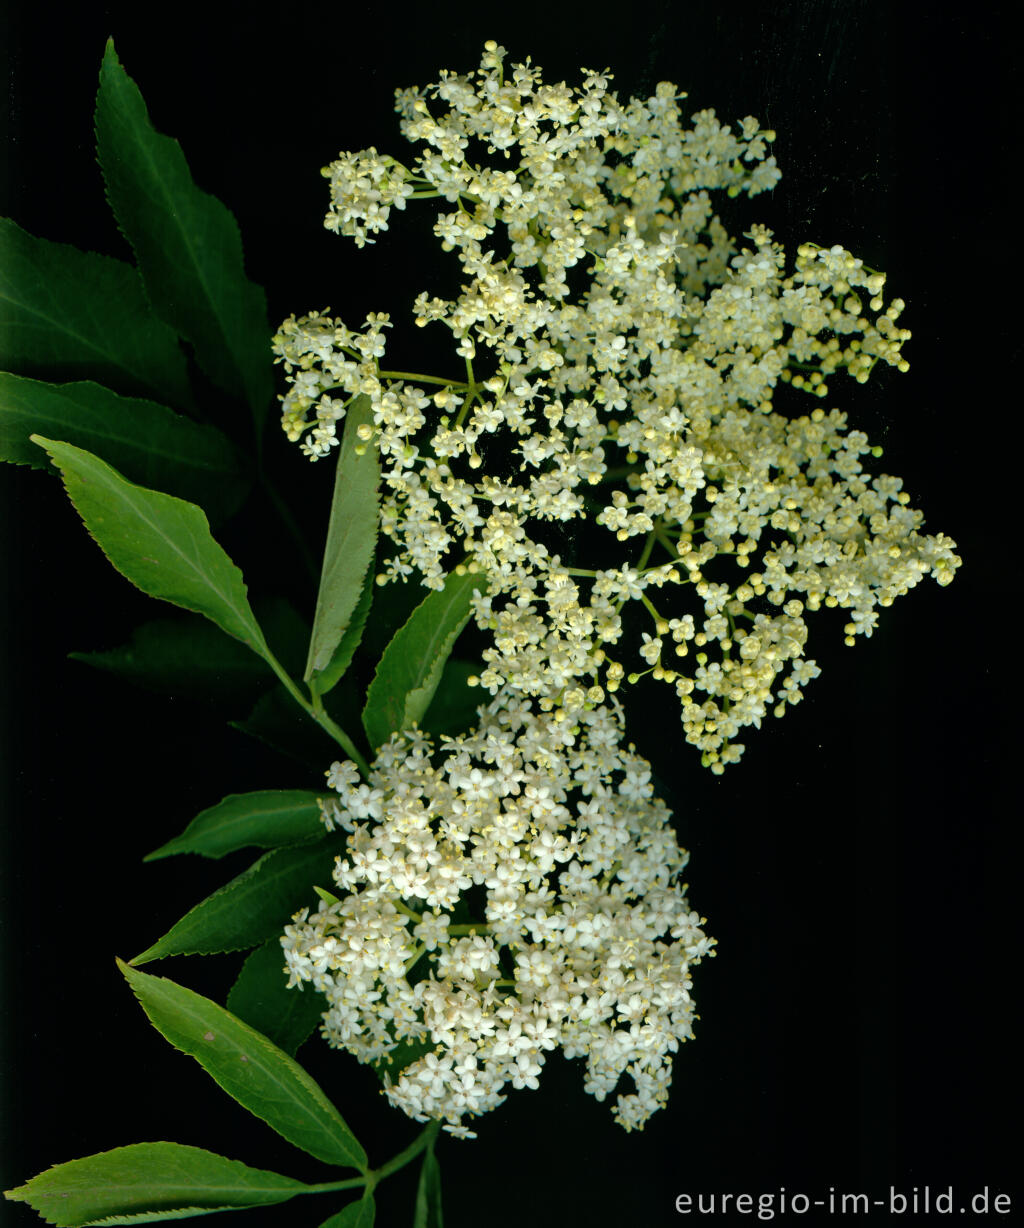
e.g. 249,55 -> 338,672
298,1176 -> 367,1195
371,1120 -> 442,1187
597,463 -> 642,484
654,525 -> 679,559
640,593 -> 662,623
259,644 -> 372,777
378,370 -> 469,388
310,691 -> 373,778
405,943 -> 427,974
636,528 -> 657,572
299,1121 -> 442,1196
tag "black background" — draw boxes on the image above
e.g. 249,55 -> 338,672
2,2 -> 1018,1225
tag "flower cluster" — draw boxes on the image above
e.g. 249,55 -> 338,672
273,43 -> 959,770
282,691 -> 712,1136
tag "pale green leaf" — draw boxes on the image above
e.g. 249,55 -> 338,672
0,218 -> 191,408
0,374 -> 244,520
3,1142 -> 306,1227
120,964 -> 366,1171
145,791 -> 323,861
95,41 -> 271,424
362,570 -> 486,751
306,396 -> 379,684
34,436 -> 268,658
314,559 -> 375,696
131,836 -> 345,964
227,938 -> 325,1057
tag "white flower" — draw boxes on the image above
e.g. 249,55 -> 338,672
274,45 -> 959,770
282,689 -> 713,1135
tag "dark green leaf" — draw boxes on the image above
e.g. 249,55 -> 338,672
131,835 -> 344,964
69,615 -> 269,701
145,790 -> 323,862
370,1032 -> 434,1086
3,1142 -> 307,1227
227,939 -> 325,1056
413,1147 -> 443,1228
421,660 -> 481,738
230,684 -> 343,770
258,596 -> 312,683
120,963 -> 366,1171
34,437 -> 268,658
69,599 -> 306,703
0,375 -> 244,519
362,570 -> 486,751
0,218 -> 191,408
95,41 -> 272,425
305,396 -> 379,686
360,574 -> 425,662
320,1195 -> 376,1228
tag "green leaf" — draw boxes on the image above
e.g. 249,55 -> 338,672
71,598 -> 307,702
370,1031 -> 434,1086
69,615 -> 269,701
362,570 -> 486,751
120,963 -> 367,1171
0,375 -> 244,521
421,660 -> 481,738
0,218 -> 192,408
145,791 -> 323,862
34,437 -> 268,658
132,835 -> 345,964
3,1142 -> 307,1227
320,1195 -> 376,1228
227,939 -> 325,1056
315,559 -> 375,696
230,684 -> 343,770
306,396 -> 379,685
360,573 -> 426,662
413,1147 -> 443,1228
95,42 -> 272,427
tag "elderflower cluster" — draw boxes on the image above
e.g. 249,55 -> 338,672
282,691 -> 712,1136
274,43 -> 959,769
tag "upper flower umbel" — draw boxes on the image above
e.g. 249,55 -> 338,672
273,45 -> 959,769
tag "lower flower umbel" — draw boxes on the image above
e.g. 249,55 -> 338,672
282,688 -> 713,1136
